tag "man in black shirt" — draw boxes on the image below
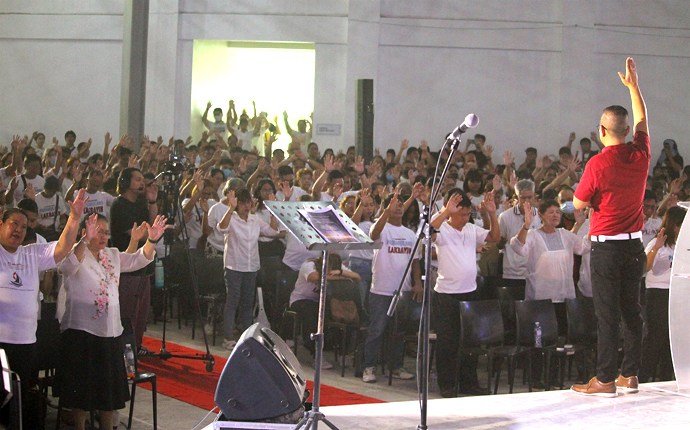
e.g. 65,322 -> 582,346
110,167 -> 158,353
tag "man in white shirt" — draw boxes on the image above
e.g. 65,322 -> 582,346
82,170 -> 115,221
4,154 -> 45,207
202,102 -> 229,141
206,178 -> 246,257
362,191 -> 422,383
431,188 -> 501,397
498,180 -> 541,290
34,176 -> 67,240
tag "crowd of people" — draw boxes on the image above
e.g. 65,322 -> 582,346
0,59 -> 686,425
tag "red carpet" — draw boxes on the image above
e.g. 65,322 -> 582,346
137,337 -> 385,410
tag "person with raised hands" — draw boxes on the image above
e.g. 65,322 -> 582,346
0,187 -> 87,427
217,188 -> 280,351
429,188 -> 500,397
362,189 -> 422,384
56,213 -> 168,430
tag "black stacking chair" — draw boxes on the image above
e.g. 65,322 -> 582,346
121,319 -> 157,430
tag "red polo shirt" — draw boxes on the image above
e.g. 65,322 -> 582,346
574,131 -> 650,236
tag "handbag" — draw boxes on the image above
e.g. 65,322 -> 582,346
330,298 -> 360,325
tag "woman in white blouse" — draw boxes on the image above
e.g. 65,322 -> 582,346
640,206 -> 685,383
217,187 -> 280,351
510,199 -> 589,333
57,213 -> 168,430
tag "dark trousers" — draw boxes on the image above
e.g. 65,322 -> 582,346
590,239 -> 646,383
290,300 -> 319,353
640,288 -> 674,382
119,275 -> 151,349
433,289 -> 480,392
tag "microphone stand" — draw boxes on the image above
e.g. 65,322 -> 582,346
387,135 -> 464,430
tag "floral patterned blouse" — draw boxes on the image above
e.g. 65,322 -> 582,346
57,247 -> 153,337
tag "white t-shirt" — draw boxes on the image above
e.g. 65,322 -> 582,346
57,247 -> 153,337
275,186 -> 308,202
642,217 -> 663,248
206,120 -> 228,141
207,201 -> 229,252
35,192 -> 68,229
349,221 -> 374,260
645,238 -> 673,290
83,190 -> 115,220
234,128 -> 256,151
61,177 -> 73,198
370,223 -> 419,296
0,242 -> 57,343
433,221 -> 490,294
282,232 -> 321,272
498,206 -> 541,279
181,198 -> 216,249
12,174 -> 45,205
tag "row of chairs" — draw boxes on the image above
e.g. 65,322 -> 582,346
462,293 -> 597,394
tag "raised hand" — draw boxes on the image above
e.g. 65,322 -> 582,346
502,150 -> 514,166
653,227 -> 667,250
568,158 -> 581,172
509,171 -> 518,189
523,201 -> 534,227
68,189 -> 89,218
147,215 -> 170,242
199,197 -> 210,213
387,188 -> 402,213
412,182 -> 425,200
618,57 -> 638,88
481,191 -> 497,214
542,155 -> 553,169
483,144 -> 494,157
323,154 -> 335,172
104,132 -> 112,148
227,190 -> 238,209
568,132 -> 576,144
83,214 -> 101,242
281,181 -> 293,200
400,139 -> 409,151
23,183 -> 36,200
444,193 -> 463,214
574,208 -> 586,225
128,153 -> 138,168
206,101 -> 212,110
374,148 -> 381,157
492,174 -> 502,194
130,222 -> 148,243
238,158 -> 247,175
332,183 -> 343,201
354,156 -> 365,174
420,140 -> 429,152
146,181 -> 159,202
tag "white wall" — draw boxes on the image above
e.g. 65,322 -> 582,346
1,0 -> 689,164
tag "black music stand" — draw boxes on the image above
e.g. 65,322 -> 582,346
264,200 -> 380,430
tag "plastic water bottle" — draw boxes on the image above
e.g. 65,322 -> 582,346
124,344 -> 136,378
534,322 -> 542,348
154,259 -> 165,288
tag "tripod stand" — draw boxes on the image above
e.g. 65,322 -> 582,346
154,168 -> 215,372
387,116 -> 477,430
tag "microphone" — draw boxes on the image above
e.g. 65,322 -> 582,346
447,114 -> 479,142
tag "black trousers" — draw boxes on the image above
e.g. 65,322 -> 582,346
590,239 -> 646,383
640,288 -> 674,382
433,289 -> 480,392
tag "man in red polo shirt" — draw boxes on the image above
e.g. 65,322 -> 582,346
571,57 -> 649,397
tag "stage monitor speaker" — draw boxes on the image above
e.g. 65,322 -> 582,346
214,323 -> 307,422
355,78 -> 374,162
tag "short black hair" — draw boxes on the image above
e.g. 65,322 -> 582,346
65,130 -> 76,139
643,190 -> 657,202
443,188 -> 471,208
24,153 -> 42,166
16,199 -> 38,214
277,165 -> 294,177
328,170 -> 344,182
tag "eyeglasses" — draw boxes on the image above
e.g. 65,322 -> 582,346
598,124 -> 608,131
97,230 -> 111,237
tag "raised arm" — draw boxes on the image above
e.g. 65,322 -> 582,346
283,111 -> 295,137
619,57 -> 648,136
202,101 -> 213,129
370,190 -> 400,241
54,189 -> 87,263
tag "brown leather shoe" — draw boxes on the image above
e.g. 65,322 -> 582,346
615,375 -> 639,393
571,376 -> 617,397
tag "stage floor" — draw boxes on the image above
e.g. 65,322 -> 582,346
318,381 -> 690,430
